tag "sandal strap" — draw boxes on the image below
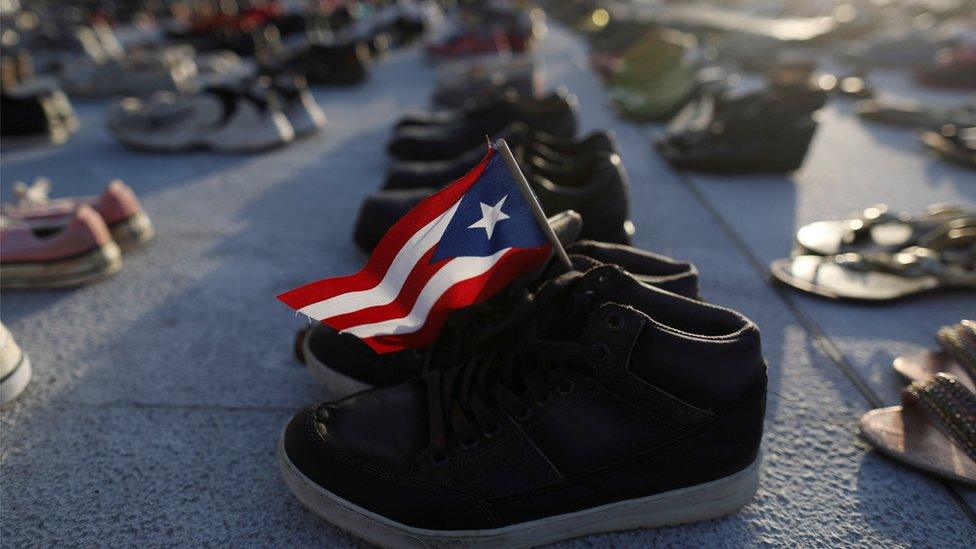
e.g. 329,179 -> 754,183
904,373 -> 976,462
838,247 -> 944,278
841,204 -> 894,245
938,321 -> 976,381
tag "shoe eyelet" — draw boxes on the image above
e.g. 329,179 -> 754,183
430,451 -> 450,467
482,423 -> 502,438
536,392 -> 553,406
557,381 -> 575,395
314,406 -> 331,423
593,343 -> 610,362
514,406 -> 533,422
605,314 -> 624,332
459,437 -> 479,450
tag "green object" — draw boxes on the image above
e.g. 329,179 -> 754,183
608,29 -> 699,121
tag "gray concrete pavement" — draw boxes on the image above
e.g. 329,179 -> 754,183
2,25 -> 975,547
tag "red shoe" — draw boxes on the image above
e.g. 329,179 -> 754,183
1,205 -> 122,290
2,179 -> 154,252
425,29 -> 513,59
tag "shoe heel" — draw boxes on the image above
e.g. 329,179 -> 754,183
109,211 -> 155,252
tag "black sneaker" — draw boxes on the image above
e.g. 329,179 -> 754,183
280,264 -> 766,546
383,127 -> 618,190
655,82 -> 826,173
387,89 -> 579,161
274,40 -> 372,86
301,239 -> 701,397
1,89 -> 69,146
355,153 -> 632,252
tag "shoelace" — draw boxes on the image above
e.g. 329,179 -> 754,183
424,270 -> 605,464
414,265 -> 552,375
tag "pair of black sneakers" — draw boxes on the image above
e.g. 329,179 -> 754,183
280,212 -> 768,547
353,89 -> 635,252
655,80 -> 828,173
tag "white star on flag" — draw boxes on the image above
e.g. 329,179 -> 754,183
468,195 -> 510,239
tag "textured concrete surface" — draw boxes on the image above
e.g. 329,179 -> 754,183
2,24 -> 975,547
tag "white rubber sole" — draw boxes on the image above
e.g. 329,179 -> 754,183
301,331 -> 373,399
0,352 -> 31,404
1,242 -> 122,290
279,437 -> 760,548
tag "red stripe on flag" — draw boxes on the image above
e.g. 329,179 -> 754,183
358,246 -> 552,354
323,246 -> 448,330
277,147 -> 495,311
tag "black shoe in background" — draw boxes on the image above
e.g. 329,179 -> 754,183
354,152 -> 632,252
387,90 -> 579,161
273,41 -> 371,86
382,127 -> 618,191
280,264 -> 766,546
656,82 -> 827,173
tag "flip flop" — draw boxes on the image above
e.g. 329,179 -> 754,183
860,373 -> 976,487
772,218 -> 976,301
795,203 -> 974,256
893,320 -> 976,391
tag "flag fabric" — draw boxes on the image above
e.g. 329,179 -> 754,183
278,146 -> 553,354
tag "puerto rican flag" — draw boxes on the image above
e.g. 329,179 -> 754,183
278,146 -> 553,354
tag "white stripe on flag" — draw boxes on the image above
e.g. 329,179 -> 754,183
341,247 -> 511,339
297,202 -> 461,320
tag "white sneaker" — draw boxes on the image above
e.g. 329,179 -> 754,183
107,85 -> 295,153
0,323 -> 31,404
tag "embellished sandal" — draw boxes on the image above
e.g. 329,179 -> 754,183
771,217 -> 976,301
894,320 -> 976,391
860,373 -> 976,487
795,203 -> 974,256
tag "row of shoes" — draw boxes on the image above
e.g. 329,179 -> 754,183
771,203 -> 976,301
0,0 -> 434,152
351,80 -> 635,253
860,319 -> 976,487
0,179 -> 154,290
106,74 -> 326,153
283,210 -> 769,546
564,2 -> 975,173
424,3 -> 544,61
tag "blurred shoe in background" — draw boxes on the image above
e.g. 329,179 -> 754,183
0,323 -> 31,405
608,29 -> 701,121
655,81 -> 827,173
919,124 -> 976,168
2,179 -> 154,252
430,55 -> 542,109
1,205 -> 122,290
106,79 -> 295,153
857,97 -> 976,130
388,89 -> 579,161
